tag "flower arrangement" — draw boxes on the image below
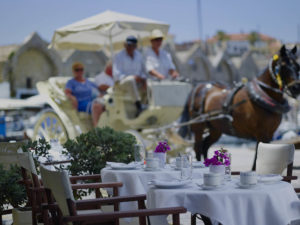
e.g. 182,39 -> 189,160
204,148 -> 230,166
154,140 -> 171,153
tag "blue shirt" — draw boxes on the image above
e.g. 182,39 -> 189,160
65,78 -> 97,103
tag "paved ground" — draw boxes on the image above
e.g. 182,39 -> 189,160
3,142 -> 300,225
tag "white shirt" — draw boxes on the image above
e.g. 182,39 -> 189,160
145,47 -> 176,78
113,49 -> 145,81
94,72 -> 114,94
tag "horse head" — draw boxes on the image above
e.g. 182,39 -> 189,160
270,45 -> 300,98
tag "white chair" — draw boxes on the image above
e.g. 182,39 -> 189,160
256,142 -> 295,177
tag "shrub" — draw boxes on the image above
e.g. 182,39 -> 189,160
62,127 -> 136,175
0,164 -> 27,214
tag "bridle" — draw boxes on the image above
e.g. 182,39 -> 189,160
268,52 -> 300,98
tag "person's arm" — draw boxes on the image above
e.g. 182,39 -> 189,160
169,69 -> 179,79
64,88 -> 78,109
166,52 -> 179,79
113,54 -> 126,82
145,52 -> 165,80
148,69 -> 165,80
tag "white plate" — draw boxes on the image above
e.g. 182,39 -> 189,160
110,165 -> 137,170
153,179 -> 190,189
236,182 -> 258,189
198,184 -> 222,190
144,167 -> 160,172
258,174 -> 282,184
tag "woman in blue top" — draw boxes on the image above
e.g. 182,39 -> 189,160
65,62 -> 104,127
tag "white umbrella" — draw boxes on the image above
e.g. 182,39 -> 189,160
50,10 -> 170,53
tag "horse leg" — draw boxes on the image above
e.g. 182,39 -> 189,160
201,130 -> 222,159
194,131 -> 204,161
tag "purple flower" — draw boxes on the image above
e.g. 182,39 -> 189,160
154,141 -> 171,153
204,148 -> 231,167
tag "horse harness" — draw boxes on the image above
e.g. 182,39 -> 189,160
246,79 -> 290,114
188,77 -> 290,136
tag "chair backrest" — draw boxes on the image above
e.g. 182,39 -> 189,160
0,141 -> 24,154
0,151 -> 37,175
256,142 -> 295,175
40,165 -> 74,217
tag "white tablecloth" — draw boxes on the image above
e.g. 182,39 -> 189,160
147,178 -> 300,225
101,166 -> 208,210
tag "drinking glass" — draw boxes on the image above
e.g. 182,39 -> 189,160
224,153 -> 231,181
180,154 -> 193,180
134,144 -> 145,164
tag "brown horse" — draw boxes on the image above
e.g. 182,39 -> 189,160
179,45 -> 300,168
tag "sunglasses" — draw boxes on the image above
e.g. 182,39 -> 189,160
74,68 -> 84,72
152,38 -> 163,42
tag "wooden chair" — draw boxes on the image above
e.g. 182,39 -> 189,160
40,165 -> 187,225
0,149 -> 123,225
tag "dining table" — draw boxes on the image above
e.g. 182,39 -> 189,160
147,177 -> 300,225
101,163 -> 207,210
101,164 -> 300,225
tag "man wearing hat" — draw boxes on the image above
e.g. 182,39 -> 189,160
113,35 -> 146,117
145,29 -> 179,80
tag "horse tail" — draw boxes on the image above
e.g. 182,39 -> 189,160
178,94 -> 191,138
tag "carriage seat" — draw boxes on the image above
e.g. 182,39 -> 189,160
147,80 -> 192,107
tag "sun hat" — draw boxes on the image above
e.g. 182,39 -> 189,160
126,35 -> 138,45
150,29 -> 164,40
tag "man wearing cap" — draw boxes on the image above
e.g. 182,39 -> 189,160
145,29 -> 179,80
113,35 -> 146,116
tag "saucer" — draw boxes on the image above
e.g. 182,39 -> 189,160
144,167 -> 160,171
236,182 -> 257,189
197,183 -> 222,190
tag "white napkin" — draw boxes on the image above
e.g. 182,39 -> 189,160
258,174 -> 282,183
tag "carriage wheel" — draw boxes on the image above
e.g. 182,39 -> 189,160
33,110 -> 68,144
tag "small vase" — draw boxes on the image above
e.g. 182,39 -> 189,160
209,164 -> 225,174
153,152 -> 166,168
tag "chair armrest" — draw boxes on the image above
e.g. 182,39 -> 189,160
282,176 -> 297,182
69,174 -> 101,182
63,207 -> 187,223
41,203 -> 58,210
71,182 -> 122,190
75,194 -> 146,207
43,160 -> 71,165
231,171 -> 240,175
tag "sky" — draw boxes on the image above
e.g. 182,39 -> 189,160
1,0 -> 300,46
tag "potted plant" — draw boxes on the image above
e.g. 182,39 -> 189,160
204,148 -> 230,174
153,140 -> 171,168
0,164 -> 27,225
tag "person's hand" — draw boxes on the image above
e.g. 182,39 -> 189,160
70,96 -> 78,109
170,70 -> 179,79
157,74 -> 165,80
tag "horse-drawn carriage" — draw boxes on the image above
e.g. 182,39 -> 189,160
32,77 -> 192,149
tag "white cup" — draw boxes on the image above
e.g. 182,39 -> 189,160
203,173 -> 222,186
240,171 -> 257,185
146,158 -> 159,170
